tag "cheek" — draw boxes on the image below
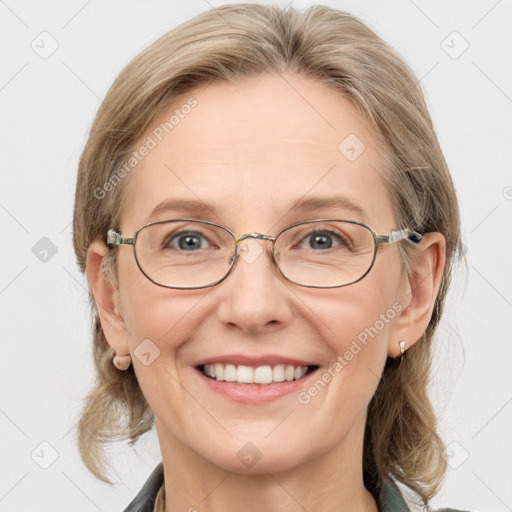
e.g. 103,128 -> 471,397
117,281 -> 215,430
314,289 -> 394,385
286,272 -> 402,454
117,253 -> 209,358
316,264 -> 401,351
304,256 -> 403,395
123,287 -> 209,355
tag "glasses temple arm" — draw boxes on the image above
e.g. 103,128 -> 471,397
107,229 -> 135,247
378,228 -> 424,245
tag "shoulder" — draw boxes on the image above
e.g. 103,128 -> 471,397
432,508 -> 476,512
122,463 -> 163,512
432,509 -> 476,512
379,479 -> 478,512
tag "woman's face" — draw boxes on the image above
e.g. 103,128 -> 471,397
112,73 -> 411,474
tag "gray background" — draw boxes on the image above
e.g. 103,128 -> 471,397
1,0 -> 511,510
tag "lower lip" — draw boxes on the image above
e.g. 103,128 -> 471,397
196,368 -> 318,404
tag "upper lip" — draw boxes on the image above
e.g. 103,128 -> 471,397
194,354 -> 318,368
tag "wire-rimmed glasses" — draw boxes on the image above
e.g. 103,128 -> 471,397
106,218 -> 423,289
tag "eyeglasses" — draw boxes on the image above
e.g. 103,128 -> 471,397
106,218 -> 423,289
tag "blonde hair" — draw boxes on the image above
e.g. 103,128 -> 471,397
73,3 -> 461,504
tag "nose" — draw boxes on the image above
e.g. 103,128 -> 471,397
215,238 -> 293,334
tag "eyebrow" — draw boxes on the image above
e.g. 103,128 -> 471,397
288,195 -> 367,220
147,195 -> 367,223
148,199 -> 219,222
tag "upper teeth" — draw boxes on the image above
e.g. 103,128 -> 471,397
202,364 -> 308,384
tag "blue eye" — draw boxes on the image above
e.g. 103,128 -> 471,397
168,231 -> 209,251
301,230 -> 346,250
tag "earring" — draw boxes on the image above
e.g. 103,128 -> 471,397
113,353 -> 132,371
399,340 -> 406,367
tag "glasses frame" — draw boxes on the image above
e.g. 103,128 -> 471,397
106,218 -> 424,290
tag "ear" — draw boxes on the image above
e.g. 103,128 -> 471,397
86,240 -> 130,356
388,232 -> 446,357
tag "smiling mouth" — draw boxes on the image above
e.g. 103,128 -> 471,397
198,363 -> 319,384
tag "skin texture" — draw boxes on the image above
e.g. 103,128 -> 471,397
87,73 -> 445,512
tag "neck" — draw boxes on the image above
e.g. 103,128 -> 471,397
156,420 -> 378,512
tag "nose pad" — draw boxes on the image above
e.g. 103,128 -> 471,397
237,238 -> 265,265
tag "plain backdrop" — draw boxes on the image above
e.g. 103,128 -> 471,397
1,0 -> 511,511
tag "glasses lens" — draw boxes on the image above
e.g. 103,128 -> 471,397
134,220 -> 236,288
275,220 -> 376,287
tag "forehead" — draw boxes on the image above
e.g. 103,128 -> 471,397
121,73 -> 395,232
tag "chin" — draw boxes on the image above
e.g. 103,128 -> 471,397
188,428 -> 315,476
211,447 -> 309,476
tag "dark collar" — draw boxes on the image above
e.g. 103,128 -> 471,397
123,463 -> 164,512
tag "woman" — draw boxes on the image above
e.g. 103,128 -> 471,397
73,4 -> 468,511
